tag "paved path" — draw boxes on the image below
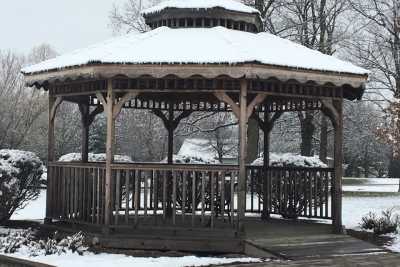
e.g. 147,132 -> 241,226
226,252 -> 400,267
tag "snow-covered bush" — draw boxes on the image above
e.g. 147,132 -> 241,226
360,209 -> 400,235
162,154 -> 220,165
0,228 -> 87,257
252,153 -> 327,168
252,153 -> 328,219
58,153 -> 133,163
0,150 -> 44,223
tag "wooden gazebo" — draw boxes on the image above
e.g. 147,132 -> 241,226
22,0 -> 368,253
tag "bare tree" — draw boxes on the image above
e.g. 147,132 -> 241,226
0,45 -> 56,149
109,0 -> 161,34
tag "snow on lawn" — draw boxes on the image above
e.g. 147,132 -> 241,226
342,195 -> 400,229
343,178 -> 400,193
10,190 -> 46,221
5,190 -> 261,266
6,252 -> 261,267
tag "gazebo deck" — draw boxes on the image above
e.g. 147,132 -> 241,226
44,217 -> 385,257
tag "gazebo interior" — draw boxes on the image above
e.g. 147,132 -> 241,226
22,0 -> 368,253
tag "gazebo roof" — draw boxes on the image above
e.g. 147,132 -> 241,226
141,0 -> 260,16
22,26 -> 368,79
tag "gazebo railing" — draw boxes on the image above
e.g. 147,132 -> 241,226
46,162 -> 334,230
47,162 -> 240,229
246,166 -> 334,219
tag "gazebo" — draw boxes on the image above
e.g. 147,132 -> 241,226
22,0 -> 368,253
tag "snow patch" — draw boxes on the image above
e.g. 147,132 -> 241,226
58,153 -> 133,163
252,153 -> 327,168
162,154 -> 220,165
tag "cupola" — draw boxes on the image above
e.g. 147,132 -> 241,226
141,0 -> 263,33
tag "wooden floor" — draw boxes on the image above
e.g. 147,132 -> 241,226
243,218 -> 386,259
45,217 -> 387,259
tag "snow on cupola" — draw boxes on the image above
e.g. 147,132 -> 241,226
141,0 -> 263,33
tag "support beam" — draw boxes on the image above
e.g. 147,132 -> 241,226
251,110 -> 283,220
214,92 -> 240,118
46,95 -> 62,224
113,92 -> 139,119
95,89 -> 138,231
247,94 -> 267,120
262,110 -> 271,220
152,106 -> 192,217
152,107 -> 192,164
321,99 -> 343,233
104,80 -> 115,231
333,99 -> 343,233
238,80 -> 248,229
48,96 -> 62,162
78,103 -> 90,163
78,103 -> 104,163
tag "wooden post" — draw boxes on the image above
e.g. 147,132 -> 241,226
104,80 -> 115,232
238,80 -> 248,229
333,99 -> 343,233
167,104 -> 174,164
79,103 -> 90,163
262,109 -> 270,220
78,102 -> 104,163
46,94 -> 62,224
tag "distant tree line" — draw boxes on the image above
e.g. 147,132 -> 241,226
0,0 -> 398,177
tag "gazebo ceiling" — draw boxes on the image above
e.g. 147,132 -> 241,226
22,26 -> 368,98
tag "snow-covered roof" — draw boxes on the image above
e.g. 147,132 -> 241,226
141,0 -> 260,16
22,26 -> 368,76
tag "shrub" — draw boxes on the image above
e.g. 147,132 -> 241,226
0,229 -> 87,257
0,149 -> 44,223
360,209 -> 400,235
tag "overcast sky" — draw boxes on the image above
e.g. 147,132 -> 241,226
0,0 -> 126,55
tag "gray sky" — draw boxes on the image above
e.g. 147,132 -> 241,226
1,0 -> 126,54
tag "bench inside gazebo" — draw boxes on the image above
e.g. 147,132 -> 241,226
22,0 -> 368,253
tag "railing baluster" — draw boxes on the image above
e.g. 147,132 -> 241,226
192,171 -> 196,227
125,170 -> 130,224
182,171 -> 186,223
144,170 -> 148,217
230,171 -> 235,224
201,171 -> 206,225
153,170 -> 158,222
211,171 -> 215,229
172,171 -> 177,225
115,170 -> 121,225
96,168 -> 101,224
221,171 -> 225,222
318,171 -> 325,218
163,170 -> 167,221
250,168 -> 254,212
134,169 -> 140,225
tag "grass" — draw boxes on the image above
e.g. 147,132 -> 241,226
344,191 -> 400,197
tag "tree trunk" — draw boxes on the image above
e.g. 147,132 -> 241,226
246,117 -> 259,164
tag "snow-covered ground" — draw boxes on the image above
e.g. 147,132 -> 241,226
343,178 -> 400,193
7,190 -> 261,266
3,250 -> 261,267
5,178 -> 400,265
